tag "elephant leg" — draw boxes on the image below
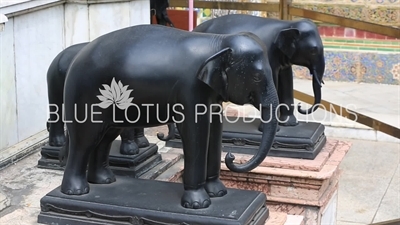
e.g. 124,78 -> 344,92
278,67 -> 298,126
48,118 -> 65,146
178,108 -> 211,209
87,127 -> 122,184
204,113 -> 227,198
61,124 -> 104,195
133,128 -> 150,148
48,89 -> 66,147
119,127 -> 139,155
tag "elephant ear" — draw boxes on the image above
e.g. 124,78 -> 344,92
274,28 -> 300,59
197,48 -> 232,100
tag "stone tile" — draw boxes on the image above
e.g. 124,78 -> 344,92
337,175 -> 391,224
13,5 -> 64,142
339,139 -> 399,178
336,221 -> 367,225
0,207 -> 39,224
0,149 -> 63,221
373,165 -> 400,223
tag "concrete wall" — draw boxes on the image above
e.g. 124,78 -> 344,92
0,0 -> 150,151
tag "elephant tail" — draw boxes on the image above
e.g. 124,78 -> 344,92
157,123 -> 176,141
59,130 -> 69,167
46,119 -> 50,132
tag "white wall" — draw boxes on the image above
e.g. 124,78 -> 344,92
0,16 -> 18,149
0,0 -> 150,151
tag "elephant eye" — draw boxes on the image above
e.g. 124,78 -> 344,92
310,46 -> 318,55
253,73 -> 262,83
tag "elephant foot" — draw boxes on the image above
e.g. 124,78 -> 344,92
87,167 -> 116,184
134,136 -> 150,148
119,141 -> 139,155
181,188 -> 211,209
61,176 -> 89,195
49,133 -> 66,147
279,115 -> 298,126
204,178 -> 227,198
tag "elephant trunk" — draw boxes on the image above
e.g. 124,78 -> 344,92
297,60 -> 325,115
225,84 -> 279,173
157,123 -> 176,141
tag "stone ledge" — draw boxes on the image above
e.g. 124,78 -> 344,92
0,0 -> 147,17
0,129 -> 48,170
0,0 -> 64,17
0,13 -> 7,23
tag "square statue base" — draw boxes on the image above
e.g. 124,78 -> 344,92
38,176 -> 269,225
160,139 -> 351,225
166,117 -> 326,160
38,141 -> 161,178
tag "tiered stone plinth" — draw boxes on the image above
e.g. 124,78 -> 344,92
150,139 -> 350,225
220,139 -> 351,225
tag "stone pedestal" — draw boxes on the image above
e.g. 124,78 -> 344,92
38,140 -> 162,178
38,176 -> 269,225
220,139 -> 351,225
166,117 -> 327,160
160,139 -> 350,225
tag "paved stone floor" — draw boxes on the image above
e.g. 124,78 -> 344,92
335,138 -> 400,225
0,135 -> 398,225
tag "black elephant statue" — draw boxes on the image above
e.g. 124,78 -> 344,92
46,43 -> 149,155
61,24 -> 279,209
150,0 -> 174,27
194,14 -> 325,127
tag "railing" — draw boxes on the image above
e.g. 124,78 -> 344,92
169,0 -> 400,139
